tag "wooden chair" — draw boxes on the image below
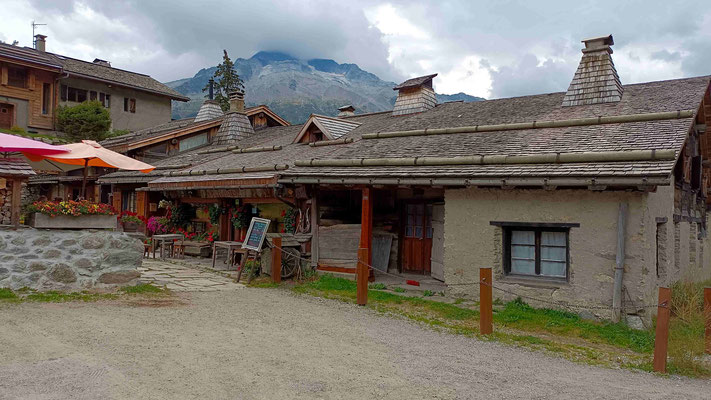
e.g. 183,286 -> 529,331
160,240 -> 174,259
143,242 -> 151,258
173,238 -> 185,259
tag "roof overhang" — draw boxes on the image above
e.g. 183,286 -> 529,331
63,71 -> 190,101
279,175 -> 670,189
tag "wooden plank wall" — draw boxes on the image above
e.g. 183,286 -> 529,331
318,224 -> 361,269
0,63 -> 56,130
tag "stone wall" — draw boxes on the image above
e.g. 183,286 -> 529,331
0,186 -> 11,225
442,186 -> 711,323
0,227 -> 143,291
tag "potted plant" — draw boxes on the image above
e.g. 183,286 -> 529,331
119,211 -> 146,232
26,200 -> 117,229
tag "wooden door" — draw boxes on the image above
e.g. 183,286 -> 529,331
0,104 -> 13,129
430,203 -> 445,281
402,203 -> 432,274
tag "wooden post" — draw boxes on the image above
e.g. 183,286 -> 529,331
271,237 -> 282,284
705,287 -> 711,355
10,179 -> 22,229
310,192 -> 319,269
357,247 -> 368,306
359,188 -> 373,282
479,267 -> 493,335
653,287 -> 671,373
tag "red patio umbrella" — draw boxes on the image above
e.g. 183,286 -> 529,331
0,132 -> 69,155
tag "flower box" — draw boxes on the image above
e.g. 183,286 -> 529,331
28,213 -> 117,230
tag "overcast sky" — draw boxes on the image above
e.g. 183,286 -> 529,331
3,0 -> 710,99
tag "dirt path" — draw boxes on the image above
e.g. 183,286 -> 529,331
1,288 -> 709,400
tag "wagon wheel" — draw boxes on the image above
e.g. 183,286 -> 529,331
280,247 -> 301,279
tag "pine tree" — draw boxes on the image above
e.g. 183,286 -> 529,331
203,50 -> 244,112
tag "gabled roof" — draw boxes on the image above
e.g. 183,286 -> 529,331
293,114 -> 361,143
0,42 -> 188,101
245,105 -> 290,127
0,42 -> 62,71
100,117 -> 222,152
282,76 -> 711,186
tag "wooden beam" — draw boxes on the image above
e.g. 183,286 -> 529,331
359,187 -> 373,267
272,237 -> 282,283
310,191 -> 319,269
11,179 -> 22,229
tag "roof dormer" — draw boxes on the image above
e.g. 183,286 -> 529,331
293,114 -> 361,144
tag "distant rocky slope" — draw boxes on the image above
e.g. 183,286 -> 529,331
166,51 -> 484,124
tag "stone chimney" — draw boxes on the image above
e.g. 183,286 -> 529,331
229,90 -> 245,113
34,34 -> 46,52
562,35 -> 623,107
93,58 -> 111,67
338,105 -> 355,117
392,73 -> 437,116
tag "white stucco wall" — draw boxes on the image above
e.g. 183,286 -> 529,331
443,186 -> 710,321
59,77 -> 172,132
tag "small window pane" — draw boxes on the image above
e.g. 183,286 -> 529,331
511,230 -> 534,245
541,246 -> 566,262
426,227 -> 433,239
512,244 -> 535,259
512,259 -> 535,275
541,231 -> 566,246
90,91 -> 97,101
77,89 -> 87,102
541,261 -> 566,277
406,226 -> 413,237
414,226 -> 423,237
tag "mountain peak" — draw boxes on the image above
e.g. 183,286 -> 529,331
168,51 -> 484,124
250,51 -> 297,65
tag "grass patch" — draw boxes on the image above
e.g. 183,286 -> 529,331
369,283 -> 387,290
121,283 -> 166,294
665,280 -> 711,377
393,287 -> 405,293
0,283 -> 170,303
495,298 -> 654,353
422,290 -> 434,297
0,288 -> 18,299
288,274 -> 710,378
23,291 -> 118,303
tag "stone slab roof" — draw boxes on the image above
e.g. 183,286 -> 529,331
281,76 -> 711,182
0,158 -> 35,177
393,73 -> 437,90
0,42 -> 188,100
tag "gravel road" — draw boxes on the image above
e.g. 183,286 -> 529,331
1,288 -> 709,399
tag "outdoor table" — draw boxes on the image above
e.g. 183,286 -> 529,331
152,234 -> 184,259
212,241 -> 247,270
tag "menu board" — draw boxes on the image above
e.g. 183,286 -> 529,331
242,217 -> 271,252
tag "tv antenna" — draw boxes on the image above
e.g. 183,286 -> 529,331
31,20 -> 46,48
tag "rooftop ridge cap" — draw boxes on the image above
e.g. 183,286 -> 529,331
362,110 -> 695,139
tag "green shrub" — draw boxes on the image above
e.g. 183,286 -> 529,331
56,101 -> 111,142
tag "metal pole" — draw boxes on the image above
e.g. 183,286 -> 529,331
612,203 -> 628,322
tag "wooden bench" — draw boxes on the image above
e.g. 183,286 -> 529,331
182,240 -> 213,257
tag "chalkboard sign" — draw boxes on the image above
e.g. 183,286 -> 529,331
242,217 -> 271,252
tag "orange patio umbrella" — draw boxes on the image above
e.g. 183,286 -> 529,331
25,140 -> 155,198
